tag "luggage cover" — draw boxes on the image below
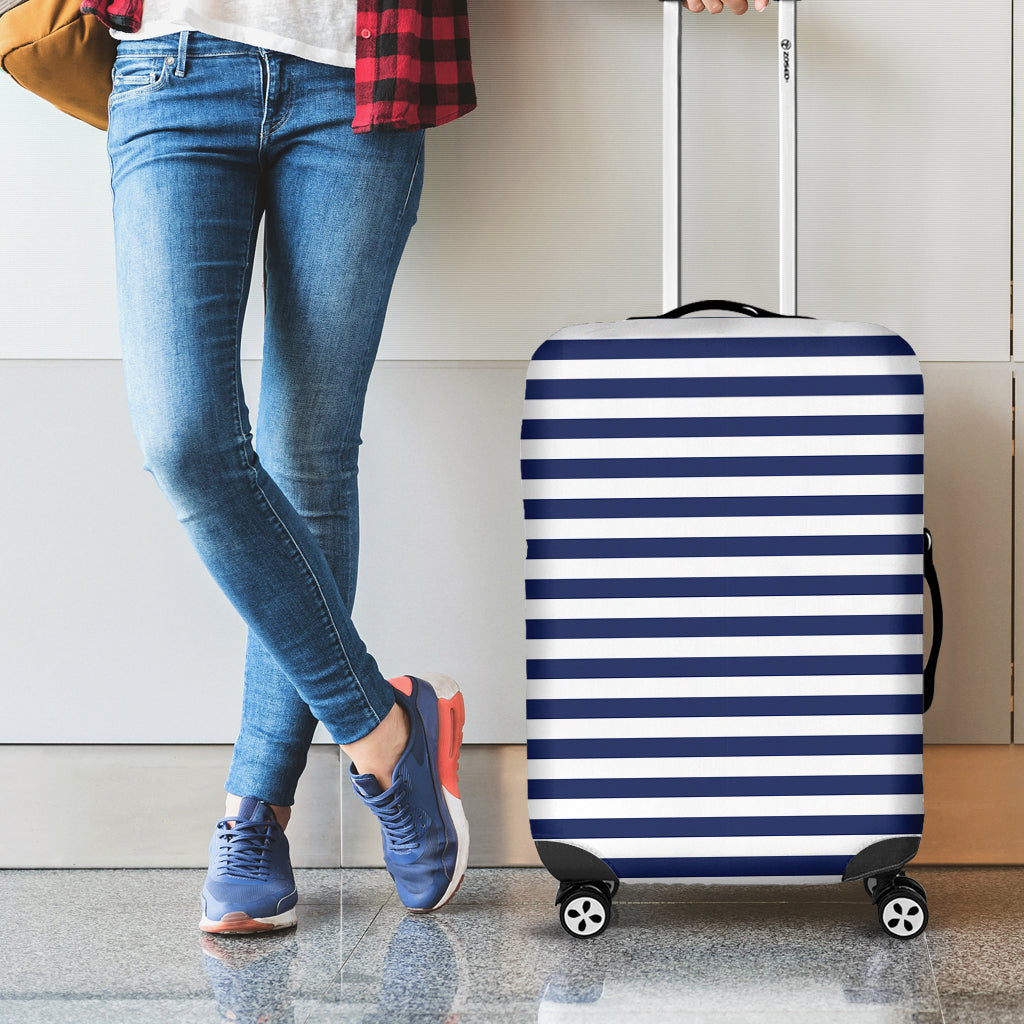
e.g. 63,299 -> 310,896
523,316 -> 925,884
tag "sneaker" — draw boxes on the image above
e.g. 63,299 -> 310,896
199,796 -> 299,934
350,673 -> 469,912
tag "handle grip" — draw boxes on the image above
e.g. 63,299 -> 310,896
629,299 -> 812,320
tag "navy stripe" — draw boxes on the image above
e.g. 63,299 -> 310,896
527,734 -> 924,759
524,494 -> 924,520
529,614 -> 924,640
527,615 -> 923,640
530,814 -> 924,840
532,335 -> 915,361
527,655 -> 923,680
604,855 -> 854,879
525,375 -> 923,401
527,774 -> 924,800
521,454 -> 922,480
526,575 -> 924,600
527,535 -> 923,560
522,414 -> 924,440
527,695 -> 923,719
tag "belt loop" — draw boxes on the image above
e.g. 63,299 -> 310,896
174,30 -> 189,77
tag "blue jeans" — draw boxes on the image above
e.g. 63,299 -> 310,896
107,30 -> 425,805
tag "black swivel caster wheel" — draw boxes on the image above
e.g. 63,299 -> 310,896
877,886 -> 929,939
897,876 -> 928,902
558,884 -> 611,938
866,873 -> 927,903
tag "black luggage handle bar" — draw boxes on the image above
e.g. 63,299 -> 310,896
629,299 -> 811,320
631,301 -> 943,712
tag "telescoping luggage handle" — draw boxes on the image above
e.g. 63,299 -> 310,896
659,0 -> 800,316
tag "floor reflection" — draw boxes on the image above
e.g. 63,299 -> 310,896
200,931 -> 299,1023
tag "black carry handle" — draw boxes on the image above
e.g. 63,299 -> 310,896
629,300 -> 813,320
923,528 -> 942,713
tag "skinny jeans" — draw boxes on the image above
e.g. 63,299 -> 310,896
107,30 -> 424,805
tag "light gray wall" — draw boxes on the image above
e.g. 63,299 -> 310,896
0,0 -> 1018,867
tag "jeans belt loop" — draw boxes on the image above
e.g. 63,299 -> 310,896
175,30 -> 189,77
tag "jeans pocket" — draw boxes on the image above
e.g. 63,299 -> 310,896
109,55 -> 173,104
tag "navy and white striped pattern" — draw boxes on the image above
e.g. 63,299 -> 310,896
523,319 -> 925,884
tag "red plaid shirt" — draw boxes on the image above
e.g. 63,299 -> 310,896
79,0 -> 476,133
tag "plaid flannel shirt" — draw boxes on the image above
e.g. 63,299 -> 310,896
79,0 -> 476,133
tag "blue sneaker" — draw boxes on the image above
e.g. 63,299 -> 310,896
350,673 -> 469,912
199,796 -> 298,934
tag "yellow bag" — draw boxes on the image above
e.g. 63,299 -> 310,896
0,0 -> 116,130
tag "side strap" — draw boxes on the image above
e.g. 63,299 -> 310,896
923,528 -> 942,713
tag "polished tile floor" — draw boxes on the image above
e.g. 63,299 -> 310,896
0,867 -> 1021,1023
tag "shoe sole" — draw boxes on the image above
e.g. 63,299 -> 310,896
416,672 -> 471,912
199,907 -> 298,934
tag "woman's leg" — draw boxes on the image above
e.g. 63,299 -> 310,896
226,71 -> 425,807
108,33 -> 398,776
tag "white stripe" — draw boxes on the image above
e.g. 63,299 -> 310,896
522,475 -> 924,500
528,793 -> 924,820
548,319 -> 901,342
526,714 -> 923,741
549,835 -> 917,860
526,754 -> 923,780
524,394 -> 924,419
525,513 -> 923,540
526,674 -> 923,700
527,355 -> 922,380
522,435 -> 922,461
526,634 -> 921,661
525,554 -> 920,580
527,595 -> 923,621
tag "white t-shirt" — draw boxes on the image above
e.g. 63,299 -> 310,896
109,1 -> 357,69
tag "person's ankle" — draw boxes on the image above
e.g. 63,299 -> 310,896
224,794 -> 291,831
342,702 -> 411,791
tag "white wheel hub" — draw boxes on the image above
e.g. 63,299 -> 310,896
563,894 -> 607,936
881,893 -> 926,937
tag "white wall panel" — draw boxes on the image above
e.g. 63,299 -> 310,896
0,360 -> 249,742
0,89 -> 121,358
0,360 -> 529,744
676,2 -> 1009,362
379,0 -> 663,359
922,363 -> 1012,744
0,745 -> 341,868
0,0 -> 664,361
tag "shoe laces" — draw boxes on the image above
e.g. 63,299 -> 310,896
373,782 -> 421,854
215,818 -> 276,880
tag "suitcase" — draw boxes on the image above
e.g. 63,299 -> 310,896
522,0 -> 943,940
